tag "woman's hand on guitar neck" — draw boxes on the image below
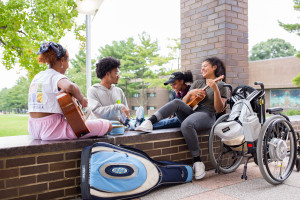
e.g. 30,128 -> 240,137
206,79 -> 218,91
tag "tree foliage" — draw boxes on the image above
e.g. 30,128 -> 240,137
67,49 -> 96,96
98,32 -> 174,106
279,0 -> 300,58
0,77 -> 30,112
249,38 -> 297,61
279,0 -> 300,86
0,0 -> 85,78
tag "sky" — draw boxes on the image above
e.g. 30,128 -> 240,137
0,0 -> 299,90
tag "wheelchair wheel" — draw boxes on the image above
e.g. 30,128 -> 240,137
209,113 -> 244,174
257,115 -> 297,185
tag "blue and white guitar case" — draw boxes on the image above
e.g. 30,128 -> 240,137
80,142 -> 193,200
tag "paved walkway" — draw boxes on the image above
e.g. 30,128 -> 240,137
140,162 -> 300,200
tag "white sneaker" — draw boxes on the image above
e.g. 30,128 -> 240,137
135,106 -> 145,127
136,106 -> 144,120
193,162 -> 205,180
135,120 -> 153,132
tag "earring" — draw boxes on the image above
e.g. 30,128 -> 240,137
61,65 -> 64,69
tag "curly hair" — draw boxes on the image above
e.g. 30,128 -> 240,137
96,57 -> 121,79
203,57 -> 226,82
38,48 -> 69,67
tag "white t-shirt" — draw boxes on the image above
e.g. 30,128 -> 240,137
28,68 -> 67,114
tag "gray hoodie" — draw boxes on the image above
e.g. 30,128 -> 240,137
87,83 -> 128,121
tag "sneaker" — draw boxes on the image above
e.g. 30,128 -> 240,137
193,162 -> 205,180
84,107 -> 92,119
135,106 -> 145,127
135,120 -> 153,132
120,113 -> 130,128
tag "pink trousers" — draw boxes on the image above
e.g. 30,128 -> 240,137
28,113 -> 110,140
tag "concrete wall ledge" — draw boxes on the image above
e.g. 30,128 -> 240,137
0,128 -> 202,158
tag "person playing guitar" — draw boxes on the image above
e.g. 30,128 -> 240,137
136,57 -> 228,180
28,42 -> 112,140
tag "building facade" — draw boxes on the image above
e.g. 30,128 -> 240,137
249,56 -> 300,110
127,87 -> 170,116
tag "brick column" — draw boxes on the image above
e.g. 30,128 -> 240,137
181,0 -> 248,87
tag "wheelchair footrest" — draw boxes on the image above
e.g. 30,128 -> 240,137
266,107 -> 283,114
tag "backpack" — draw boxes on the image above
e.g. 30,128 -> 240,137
80,142 -> 193,200
214,98 -> 261,149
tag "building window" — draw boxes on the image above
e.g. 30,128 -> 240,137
147,93 -> 156,97
147,106 -> 156,110
132,93 -> 140,98
132,106 -> 139,111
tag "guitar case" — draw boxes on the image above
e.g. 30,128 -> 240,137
80,142 -> 193,200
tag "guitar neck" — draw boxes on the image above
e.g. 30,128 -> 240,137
202,85 -> 209,91
201,76 -> 223,91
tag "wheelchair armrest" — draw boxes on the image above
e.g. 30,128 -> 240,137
266,107 -> 283,114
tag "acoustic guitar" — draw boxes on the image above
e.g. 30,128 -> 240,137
187,75 -> 224,110
57,92 -> 89,138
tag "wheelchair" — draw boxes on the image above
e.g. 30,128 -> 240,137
208,81 -> 300,185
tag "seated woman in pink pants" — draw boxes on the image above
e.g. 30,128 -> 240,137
28,42 -> 112,140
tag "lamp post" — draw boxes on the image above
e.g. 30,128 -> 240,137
76,0 -> 104,93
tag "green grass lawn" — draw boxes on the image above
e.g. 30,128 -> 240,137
0,114 -> 29,137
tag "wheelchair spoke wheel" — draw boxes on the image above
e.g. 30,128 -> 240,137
257,115 -> 297,185
209,114 -> 243,174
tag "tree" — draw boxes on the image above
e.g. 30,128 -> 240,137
97,32 -> 174,107
98,37 -> 137,98
0,76 -> 30,112
67,49 -> 96,96
279,0 -> 300,58
249,38 -> 297,61
130,32 -> 173,106
0,0 -> 85,78
167,38 -> 181,70
292,73 -> 300,86
279,0 -> 300,86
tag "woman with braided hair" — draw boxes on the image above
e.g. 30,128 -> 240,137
28,42 -> 112,140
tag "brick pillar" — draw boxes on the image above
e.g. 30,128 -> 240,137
181,0 -> 248,87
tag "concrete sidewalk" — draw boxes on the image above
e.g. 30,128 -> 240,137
140,162 -> 300,200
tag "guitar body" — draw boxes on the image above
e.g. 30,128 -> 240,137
187,96 -> 204,110
57,92 -> 89,138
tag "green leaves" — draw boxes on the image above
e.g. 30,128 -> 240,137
97,33 -> 176,106
249,38 -> 297,61
0,76 -> 31,111
278,0 -> 300,59
0,0 -> 84,77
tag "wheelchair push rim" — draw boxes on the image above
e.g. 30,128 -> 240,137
257,115 -> 297,185
209,113 -> 244,174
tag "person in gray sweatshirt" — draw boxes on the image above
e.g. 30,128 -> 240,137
87,57 -> 131,122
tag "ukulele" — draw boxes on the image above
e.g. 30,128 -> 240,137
187,75 -> 224,110
57,92 -> 90,138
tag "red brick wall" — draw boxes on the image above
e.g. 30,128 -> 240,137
181,0 -> 249,88
0,129 -> 210,200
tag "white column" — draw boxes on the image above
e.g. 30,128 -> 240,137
86,14 -> 92,93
